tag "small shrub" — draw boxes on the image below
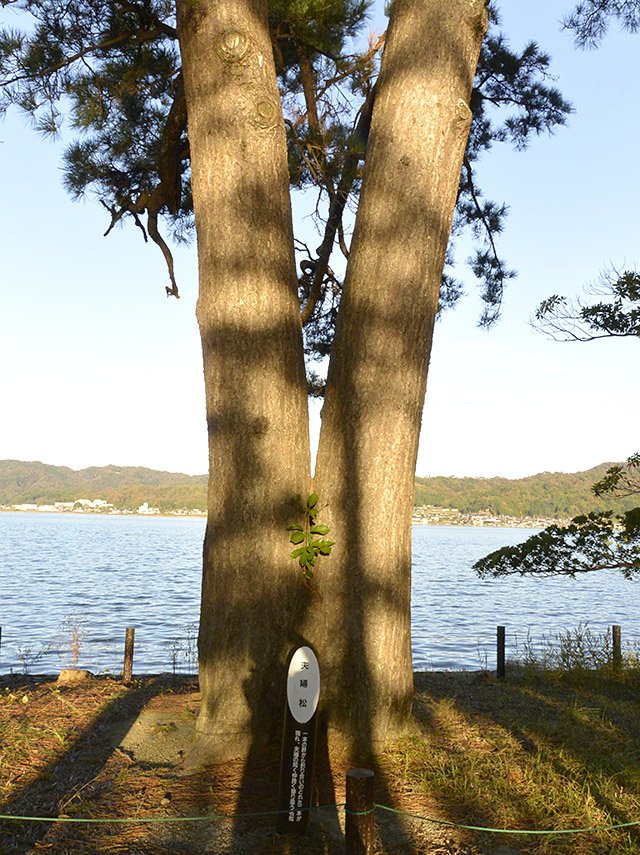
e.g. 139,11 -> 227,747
58,613 -> 89,669
16,641 -> 54,675
510,622 -> 640,676
170,622 -> 198,674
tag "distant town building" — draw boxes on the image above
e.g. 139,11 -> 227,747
137,502 -> 160,515
411,504 -> 566,529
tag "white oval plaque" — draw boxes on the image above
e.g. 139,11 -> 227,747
286,646 -> 320,725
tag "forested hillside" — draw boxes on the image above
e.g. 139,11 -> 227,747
414,463 -> 637,518
0,459 -> 635,518
0,460 -> 207,511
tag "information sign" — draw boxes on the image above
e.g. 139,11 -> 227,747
277,645 -> 319,833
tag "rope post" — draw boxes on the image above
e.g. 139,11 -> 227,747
345,768 -> 375,855
497,625 -> 505,680
123,627 -> 135,683
612,624 -> 622,671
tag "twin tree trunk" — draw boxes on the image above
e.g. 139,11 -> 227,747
177,0 -> 488,766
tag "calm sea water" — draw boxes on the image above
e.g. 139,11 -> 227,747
1,512 -> 639,674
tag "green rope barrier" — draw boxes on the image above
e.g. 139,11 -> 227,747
344,807 -> 376,816
374,803 -> 640,835
0,803 -> 344,825
2,801 -> 639,835
0,815 -> 221,825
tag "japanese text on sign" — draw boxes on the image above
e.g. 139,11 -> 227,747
286,647 -> 319,725
287,729 -> 309,822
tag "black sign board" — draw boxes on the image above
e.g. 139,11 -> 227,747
277,645 -> 320,833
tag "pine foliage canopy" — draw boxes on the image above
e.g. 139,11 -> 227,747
0,0 -> 571,385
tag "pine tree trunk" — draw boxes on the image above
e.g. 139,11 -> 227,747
176,0 -> 311,765
311,0 -> 488,752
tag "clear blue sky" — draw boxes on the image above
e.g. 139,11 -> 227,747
0,1 -> 638,479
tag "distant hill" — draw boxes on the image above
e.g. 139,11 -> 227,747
414,463 -> 637,519
0,460 -> 207,512
1,459 -> 636,519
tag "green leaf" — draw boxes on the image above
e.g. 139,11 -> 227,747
287,491 -> 333,580
310,524 -> 329,535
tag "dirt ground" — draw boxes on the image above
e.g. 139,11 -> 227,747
0,672 -> 520,855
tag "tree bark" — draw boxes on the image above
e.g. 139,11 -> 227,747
311,0 -> 488,752
176,0 -> 487,766
176,0 -> 311,765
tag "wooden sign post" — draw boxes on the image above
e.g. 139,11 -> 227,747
277,645 -> 320,833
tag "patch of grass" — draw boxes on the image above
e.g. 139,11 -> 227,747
510,622 -> 640,676
410,668 -> 640,854
151,721 -> 178,735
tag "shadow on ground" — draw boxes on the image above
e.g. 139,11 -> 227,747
0,674 -> 192,855
413,669 -> 640,855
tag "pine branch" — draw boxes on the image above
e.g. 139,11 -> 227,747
1,29 -> 159,89
300,82 -> 375,326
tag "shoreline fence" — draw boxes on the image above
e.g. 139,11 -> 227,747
0,622 -> 633,680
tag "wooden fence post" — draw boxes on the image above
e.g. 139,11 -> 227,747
497,625 -> 505,680
345,768 -> 375,855
123,627 -> 135,683
612,624 -> 622,671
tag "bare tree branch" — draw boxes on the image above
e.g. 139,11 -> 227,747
533,269 -> 640,341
